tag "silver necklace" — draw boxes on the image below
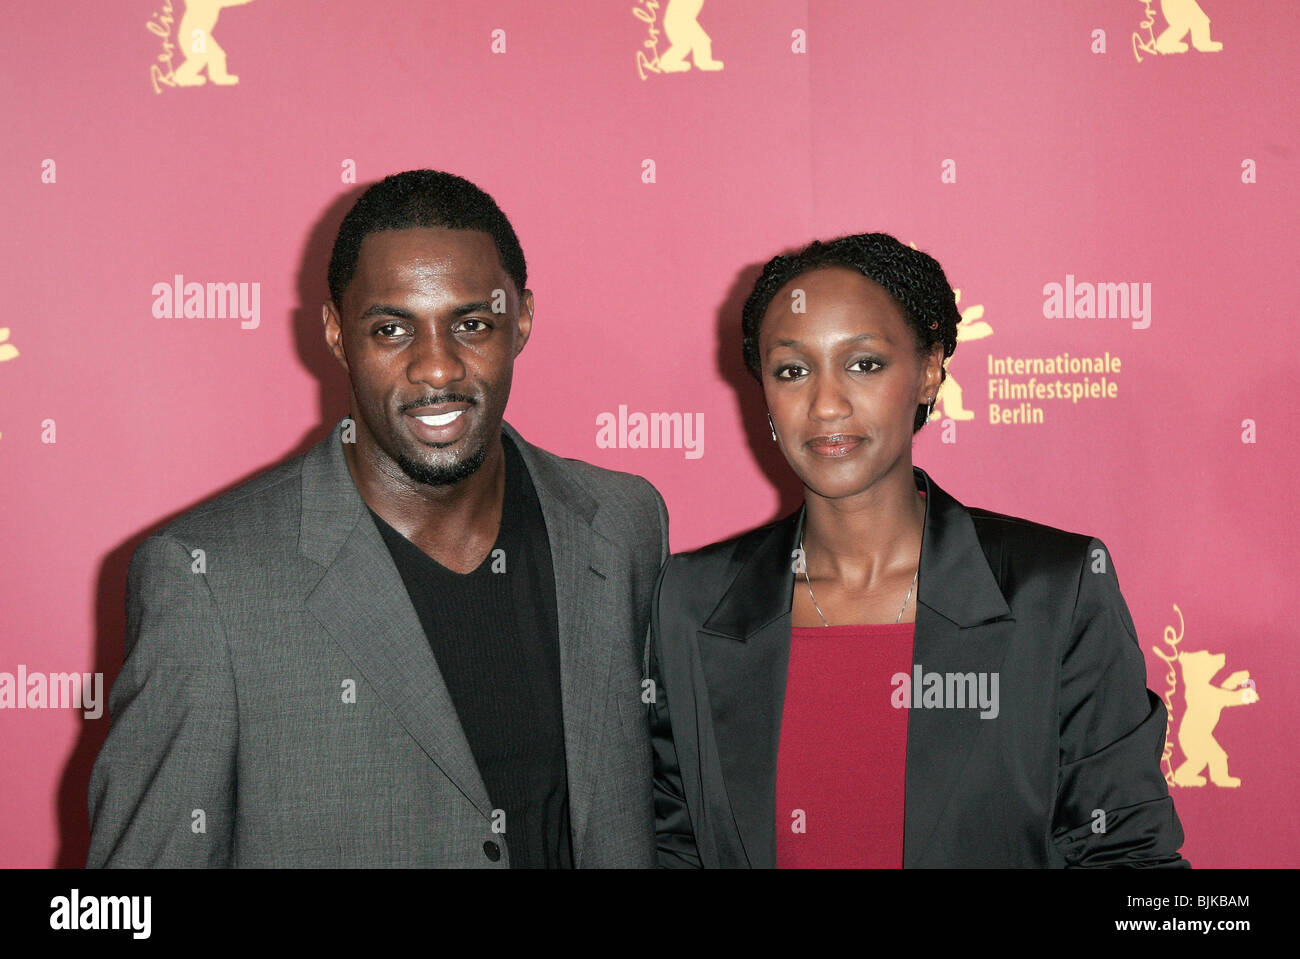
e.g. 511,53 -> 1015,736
799,534 -> 918,627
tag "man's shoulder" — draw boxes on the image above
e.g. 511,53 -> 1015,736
147,443 -> 314,553
507,426 -> 664,514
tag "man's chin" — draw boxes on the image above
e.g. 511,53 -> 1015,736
395,441 -> 489,487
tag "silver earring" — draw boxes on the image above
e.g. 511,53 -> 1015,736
767,413 -> 777,441
925,397 -> 935,422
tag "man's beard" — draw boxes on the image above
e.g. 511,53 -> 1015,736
395,439 -> 489,487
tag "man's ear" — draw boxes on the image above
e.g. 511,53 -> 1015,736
323,301 -> 350,372
513,289 -> 534,357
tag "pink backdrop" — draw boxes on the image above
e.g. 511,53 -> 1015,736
2,0 -> 1296,867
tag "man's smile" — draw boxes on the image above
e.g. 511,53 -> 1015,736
403,402 -> 473,444
413,409 -> 465,427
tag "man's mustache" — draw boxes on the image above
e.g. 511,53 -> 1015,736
399,393 -> 478,413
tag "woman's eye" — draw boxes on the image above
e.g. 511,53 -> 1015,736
853,358 -> 884,373
775,365 -> 805,380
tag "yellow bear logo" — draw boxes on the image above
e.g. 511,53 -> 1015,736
930,289 -> 991,423
659,0 -> 724,73
1154,0 -> 1223,54
1171,650 -> 1256,788
173,0 -> 255,87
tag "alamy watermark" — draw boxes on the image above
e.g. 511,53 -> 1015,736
152,274 -> 261,329
0,666 -> 103,719
891,664 -> 999,719
595,405 -> 703,459
50,890 -> 150,939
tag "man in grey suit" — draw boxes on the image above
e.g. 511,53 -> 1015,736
88,170 -> 667,867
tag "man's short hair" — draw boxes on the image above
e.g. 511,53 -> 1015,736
327,170 -> 527,305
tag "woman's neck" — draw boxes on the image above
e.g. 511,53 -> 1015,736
800,467 -> 927,587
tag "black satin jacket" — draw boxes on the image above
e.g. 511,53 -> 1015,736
647,467 -> 1188,868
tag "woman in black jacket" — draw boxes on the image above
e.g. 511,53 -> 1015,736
647,233 -> 1187,868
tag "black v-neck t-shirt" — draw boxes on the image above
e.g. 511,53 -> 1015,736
368,434 -> 573,868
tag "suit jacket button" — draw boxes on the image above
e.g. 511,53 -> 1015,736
483,841 -> 501,862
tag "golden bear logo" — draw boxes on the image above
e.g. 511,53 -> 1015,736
903,242 -> 990,425
634,0 -> 724,79
1133,0 -> 1223,62
660,0 -> 724,72
1172,650 -> 1256,787
174,0 -> 255,86
148,0 -> 254,92
1153,605 -> 1257,788
930,289 -> 992,423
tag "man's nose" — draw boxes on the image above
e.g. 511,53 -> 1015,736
407,330 -> 467,388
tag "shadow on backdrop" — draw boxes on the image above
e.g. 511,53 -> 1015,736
60,185 -> 365,867
715,258 -> 806,530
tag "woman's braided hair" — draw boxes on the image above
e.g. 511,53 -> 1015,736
741,233 -> 962,432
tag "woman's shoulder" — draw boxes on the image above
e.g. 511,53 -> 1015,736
960,501 -> 1108,576
922,468 -> 1103,565
966,503 -> 1094,545
653,513 -> 797,627
662,511 -> 797,577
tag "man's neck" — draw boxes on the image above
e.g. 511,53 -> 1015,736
345,430 -> 509,572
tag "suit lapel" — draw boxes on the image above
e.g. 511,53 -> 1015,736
300,422 -> 494,818
502,423 -> 618,863
903,468 -> 1014,866
693,468 -> 1015,869
697,511 -> 803,868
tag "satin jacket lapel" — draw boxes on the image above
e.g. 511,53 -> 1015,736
301,422 -> 494,818
502,422 -> 617,863
904,467 -> 1014,866
697,509 -> 804,869
693,468 -> 1014,869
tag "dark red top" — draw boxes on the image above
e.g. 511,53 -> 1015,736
775,623 -> 914,868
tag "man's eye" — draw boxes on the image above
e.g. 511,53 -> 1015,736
457,318 -> 488,333
376,323 -> 407,338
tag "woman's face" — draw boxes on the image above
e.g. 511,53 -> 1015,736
758,266 -> 944,502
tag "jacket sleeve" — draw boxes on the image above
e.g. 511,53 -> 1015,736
639,477 -> 670,677
1051,538 -> 1189,868
650,479 -> 669,567
87,534 -> 238,867
646,561 -> 703,868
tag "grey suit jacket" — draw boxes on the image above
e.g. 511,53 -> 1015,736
88,419 -> 668,867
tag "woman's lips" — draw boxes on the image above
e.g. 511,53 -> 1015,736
807,435 -> 863,457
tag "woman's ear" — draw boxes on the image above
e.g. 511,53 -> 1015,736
922,342 -> 945,400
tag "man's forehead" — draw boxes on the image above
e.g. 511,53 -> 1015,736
358,226 -> 500,267
350,227 -> 510,298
